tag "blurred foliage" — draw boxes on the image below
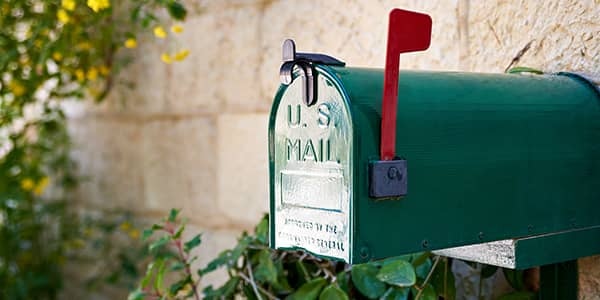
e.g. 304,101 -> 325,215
0,0 -> 188,298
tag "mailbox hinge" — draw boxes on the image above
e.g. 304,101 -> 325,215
279,39 -> 345,106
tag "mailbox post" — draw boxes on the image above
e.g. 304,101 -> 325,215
269,8 -> 600,298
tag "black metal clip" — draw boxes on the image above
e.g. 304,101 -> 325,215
279,39 -> 345,106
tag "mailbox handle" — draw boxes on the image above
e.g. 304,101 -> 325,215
380,9 -> 432,160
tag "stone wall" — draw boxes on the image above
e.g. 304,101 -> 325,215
67,0 -> 600,298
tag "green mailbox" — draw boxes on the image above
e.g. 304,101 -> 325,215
269,10 -> 600,269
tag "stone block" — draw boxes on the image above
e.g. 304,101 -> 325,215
217,113 -> 269,228
68,118 -> 145,209
466,0 -> 600,77
579,255 -> 600,300
141,117 -> 225,226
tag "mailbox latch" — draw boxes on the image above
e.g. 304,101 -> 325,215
279,39 -> 345,106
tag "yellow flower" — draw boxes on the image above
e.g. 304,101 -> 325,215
20,178 -> 35,191
33,177 -> 49,196
171,24 -> 184,34
119,222 -> 131,231
173,49 -> 190,61
52,52 -> 63,61
128,229 -> 140,239
87,0 -> 110,12
160,53 -> 172,64
9,81 -> 25,97
75,69 -> 85,82
153,26 -> 167,39
62,0 -> 76,11
77,42 -> 92,50
86,67 -> 98,80
57,9 -> 70,24
99,65 -> 110,76
124,38 -> 137,49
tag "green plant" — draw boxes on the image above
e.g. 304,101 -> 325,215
132,211 -> 542,300
0,0 -> 189,298
131,212 -> 457,300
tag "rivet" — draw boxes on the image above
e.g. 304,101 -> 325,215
421,239 -> 429,248
359,247 -> 370,259
478,232 -> 485,240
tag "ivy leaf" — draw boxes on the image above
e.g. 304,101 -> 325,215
319,284 -> 348,300
497,291 -> 537,300
142,229 -> 154,241
168,209 -> 180,222
149,235 -> 170,253
351,263 -> 387,298
184,233 -> 202,253
286,278 -> 327,300
381,287 -> 409,300
170,261 -> 185,272
376,259 -> 416,287
167,1 -> 187,20
253,249 -> 278,284
173,225 -> 185,239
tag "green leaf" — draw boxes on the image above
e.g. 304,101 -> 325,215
503,269 -> 526,291
141,259 -> 161,288
204,277 -> 241,298
142,228 -> 154,241
497,291 -> 537,300
481,264 -> 498,279
414,258 -> 432,279
430,258 -> 456,300
336,272 -> 350,294
376,259 -> 416,287
168,209 -> 180,222
381,287 -> 409,300
173,225 -> 185,239
351,263 -> 387,298
170,261 -> 185,271
506,66 -> 544,75
127,289 -> 145,300
253,249 -> 278,284
411,284 -> 436,300
255,215 -> 269,244
184,233 -> 202,253
286,278 -> 327,300
149,235 -> 170,252
169,276 -> 190,296
154,259 -> 167,292
167,1 -> 187,20
319,284 -> 349,300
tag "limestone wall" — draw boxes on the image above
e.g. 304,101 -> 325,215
67,0 -> 600,297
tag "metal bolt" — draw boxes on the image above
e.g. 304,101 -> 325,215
387,167 -> 402,181
478,232 -> 485,240
421,240 -> 429,248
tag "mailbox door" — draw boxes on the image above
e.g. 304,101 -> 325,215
269,67 -> 354,262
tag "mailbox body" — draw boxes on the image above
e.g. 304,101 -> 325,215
269,65 -> 600,265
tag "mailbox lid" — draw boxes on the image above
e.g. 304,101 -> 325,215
330,66 -> 600,263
